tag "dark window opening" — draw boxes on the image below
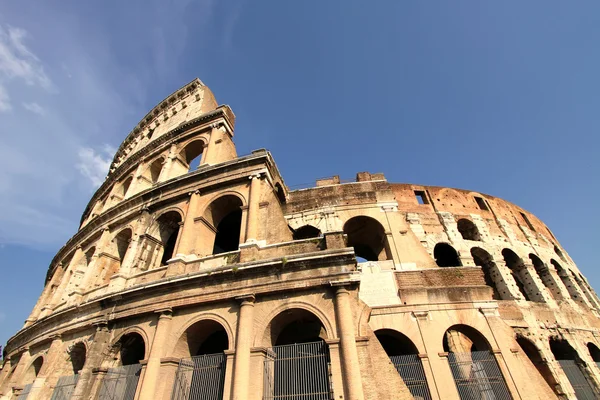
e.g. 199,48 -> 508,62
471,247 -> 501,300
119,333 -> 146,366
292,225 -> 321,240
516,337 -> 558,394
70,342 -> 87,374
415,190 -> 428,205
213,209 -> 242,254
457,219 -> 481,241
180,140 -> 204,172
520,212 -> 535,231
474,196 -> 489,211
588,343 -> 600,362
196,330 -> 229,356
502,248 -> 532,301
269,309 -> 327,347
343,216 -> 391,262
443,325 -> 490,353
434,243 -> 462,267
530,253 -> 562,300
275,183 -> 286,204
375,329 -> 419,356
161,229 -> 179,265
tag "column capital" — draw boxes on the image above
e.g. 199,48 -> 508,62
155,308 -> 173,319
92,320 -> 109,331
235,294 -> 255,305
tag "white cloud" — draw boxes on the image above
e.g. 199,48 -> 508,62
76,146 -> 113,187
0,84 -> 10,111
0,25 -> 52,88
22,101 -> 45,115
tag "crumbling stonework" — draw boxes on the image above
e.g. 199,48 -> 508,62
1,79 -> 599,399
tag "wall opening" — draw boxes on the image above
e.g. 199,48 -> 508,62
470,247 -> 501,299
118,333 -> 146,366
343,216 -> 391,262
177,320 -> 229,357
550,338 -> 597,399
433,243 -> 461,267
202,195 -> 243,255
23,356 -> 44,383
551,259 -> 582,304
474,196 -> 489,211
115,229 -> 132,264
529,253 -> 563,300
147,158 -> 164,184
414,190 -> 429,205
156,211 -> 182,265
502,248 -> 539,302
292,225 -> 321,240
515,336 -> 558,394
180,140 -> 204,172
520,212 -> 535,231
120,176 -> 133,198
457,219 -> 481,241
70,342 -> 87,374
554,245 -> 567,263
275,183 -> 286,204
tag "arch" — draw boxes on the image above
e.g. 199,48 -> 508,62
470,247 -> 501,299
151,211 -> 183,266
443,324 -> 491,353
274,182 -> 286,204
515,336 -> 558,393
588,343 -> 600,363
114,228 -> 132,264
119,176 -> 133,198
171,313 -> 235,358
201,194 -> 244,255
70,342 -> 87,374
433,243 -> 461,267
115,332 -> 146,366
173,318 -> 230,358
502,248 -> 536,301
144,157 -> 164,184
457,219 -> 481,241
258,303 -> 334,348
179,139 -> 205,172
375,329 -> 419,356
292,225 -> 321,240
554,245 -> 567,263
551,259 -> 582,303
529,254 -> 563,300
23,356 -> 44,383
343,216 -> 391,262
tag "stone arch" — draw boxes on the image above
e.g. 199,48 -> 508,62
292,225 -> 321,240
118,175 -> 134,198
375,329 -> 420,355
470,247 -> 502,299
109,331 -> 146,367
529,253 -> 563,300
551,259 -> 583,304
142,156 -> 165,184
343,215 -> 391,262
69,341 -> 87,374
147,210 -> 183,267
515,335 -> 558,394
502,248 -> 541,302
433,243 -> 461,267
588,343 -> 600,364
200,194 -> 244,255
22,355 -> 44,384
443,324 -> 492,353
170,313 -> 235,358
554,245 -> 567,263
274,182 -> 286,204
257,302 -> 335,347
548,336 -> 599,400
457,219 -> 481,241
172,316 -> 232,358
179,138 -> 206,172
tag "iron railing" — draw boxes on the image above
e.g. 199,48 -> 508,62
50,374 -> 80,400
447,351 -> 512,400
98,363 -> 142,400
171,353 -> 227,400
557,360 -> 596,400
389,354 -> 432,400
16,383 -> 32,400
263,341 -> 333,400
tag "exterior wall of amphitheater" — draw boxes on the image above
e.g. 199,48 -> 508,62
1,79 -> 600,400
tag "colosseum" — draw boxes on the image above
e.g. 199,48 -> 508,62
1,79 -> 600,400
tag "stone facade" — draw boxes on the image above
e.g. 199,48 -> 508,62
1,79 -> 600,399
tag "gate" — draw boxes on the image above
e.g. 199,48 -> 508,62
389,354 -> 432,400
558,360 -> 596,400
171,353 -> 227,400
16,383 -> 32,400
447,351 -> 512,400
98,364 -> 142,400
263,341 -> 332,400
50,375 -> 80,400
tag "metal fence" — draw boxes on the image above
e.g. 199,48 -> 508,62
16,383 -> 32,400
98,364 -> 142,400
558,360 -> 597,400
263,341 -> 332,400
447,351 -> 512,400
389,354 -> 432,400
171,353 -> 227,400
50,375 -> 80,400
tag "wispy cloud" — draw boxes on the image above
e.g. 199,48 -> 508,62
76,146 -> 114,187
22,101 -> 45,115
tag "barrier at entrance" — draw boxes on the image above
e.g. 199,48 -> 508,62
171,353 -> 227,400
50,375 -> 79,400
447,351 -> 512,400
389,354 -> 432,400
16,383 -> 32,400
263,341 -> 333,400
97,364 -> 142,400
558,360 -> 596,400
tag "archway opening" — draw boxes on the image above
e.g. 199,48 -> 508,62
118,333 -> 145,366
343,216 -> 391,262
274,183 -> 286,204
269,309 -> 327,347
156,211 -> 182,265
502,249 -> 534,301
181,140 -> 204,172
375,329 -> 431,399
457,219 -> 481,241
148,158 -> 164,184
181,320 -> 230,357
443,325 -> 511,400
554,245 -> 567,263
470,247 -> 501,299
588,343 -> 600,371
120,176 -> 133,198
551,259 -> 582,303
292,225 -> 321,240
23,356 -> 44,384
203,195 -> 243,255
70,342 -> 87,375
529,254 -> 563,300
115,229 -> 132,264
516,336 -> 558,394
434,243 -> 461,267
550,338 -> 596,399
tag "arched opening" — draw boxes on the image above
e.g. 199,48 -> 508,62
457,219 -> 481,241
434,243 -> 461,267
171,320 -> 229,400
265,309 -> 331,399
573,273 -> 600,308
119,176 -> 133,198
554,245 -> 567,263
502,249 -> 540,302
156,211 -> 182,266
343,216 -> 391,262
115,229 -> 132,265
147,157 -> 164,184
588,343 -> 600,368
470,247 -> 501,299
180,140 -> 204,172
443,325 -> 512,399
550,338 -> 597,399
70,342 -> 87,374
118,333 -> 145,366
99,333 -> 145,400
579,273 -> 600,307
551,259 -> 583,304
202,195 -> 243,255
274,183 -> 286,204
23,356 -> 44,384
529,254 -> 563,300
95,229 -> 132,286
292,225 -> 321,240
515,336 -> 558,394
375,329 -> 431,399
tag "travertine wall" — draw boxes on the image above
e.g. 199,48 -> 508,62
1,80 -> 599,400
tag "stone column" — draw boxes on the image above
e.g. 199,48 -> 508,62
231,294 -> 255,400
245,174 -> 262,243
27,335 -> 63,399
71,322 -> 111,400
176,191 -> 201,255
332,285 -> 365,400
158,143 -> 179,182
7,347 -> 31,391
138,309 -> 173,399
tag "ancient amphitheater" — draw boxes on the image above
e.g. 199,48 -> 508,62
2,79 -> 600,400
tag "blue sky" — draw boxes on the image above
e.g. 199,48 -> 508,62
0,1 -> 599,348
